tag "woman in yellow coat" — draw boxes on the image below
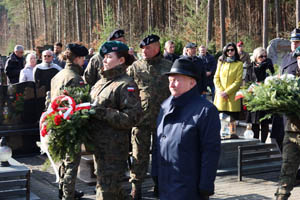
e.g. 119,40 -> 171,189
214,42 -> 243,138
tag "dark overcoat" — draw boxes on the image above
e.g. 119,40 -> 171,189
4,53 -> 24,84
280,52 -> 297,75
152,86 -> 221,200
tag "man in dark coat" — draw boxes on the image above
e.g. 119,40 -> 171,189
4,45 -> 25,84
163,40 -> 179,63
184,42 -> 207,95
152,57 -> 221,200
198,45 -> 217,101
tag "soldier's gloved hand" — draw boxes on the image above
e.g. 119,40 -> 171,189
94,106 -> 107,120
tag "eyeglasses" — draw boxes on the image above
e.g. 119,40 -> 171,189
43,55 -> 52,58
258,55 -> 267,59
226,48 -> 235,52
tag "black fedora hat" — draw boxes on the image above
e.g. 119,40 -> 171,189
164,57 -> 199,80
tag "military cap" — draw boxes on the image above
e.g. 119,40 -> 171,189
66,43 -> 88,57
290,28 -> 300,41
164,57 -> 199,80
139,34 -> 160,48
293,46 -> 300,57
107,29 -> 125,41
185,42 -> 197,48
99,41 -> 129,58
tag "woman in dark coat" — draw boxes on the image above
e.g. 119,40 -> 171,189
245,47 -> 274,142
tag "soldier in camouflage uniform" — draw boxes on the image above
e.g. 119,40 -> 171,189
83,29 -> 127,86
90,41 -> 142,200
275,46 -> 300,200
50,44 -> 88,200
127,34 -> 172,199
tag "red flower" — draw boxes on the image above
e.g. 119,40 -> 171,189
63,90 -> 68,95
54,114 -> 63,126
51,101 -> 59,111
41,126 -> 48,137
243,105 -> 247,111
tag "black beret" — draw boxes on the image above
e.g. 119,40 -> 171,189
164,57 -> 199,80
107,29 -> 125,41
291,28 -> 300,41
139,34 -> 160,48
185,42 -> 197,48
66,43 -> 88,57
99,41 -> 129,58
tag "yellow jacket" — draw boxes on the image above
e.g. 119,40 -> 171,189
213,60 -> 243,112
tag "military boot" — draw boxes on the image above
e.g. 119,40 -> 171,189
275,195 -> 289,200
130,182 -> 142,200
59,190 -> 84,199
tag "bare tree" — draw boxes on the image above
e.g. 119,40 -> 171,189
89,0 -> 93,43
206,0 -> 214,47
263,0 -> 268,49
219,0 -> 225,49
297,0 -> 300,28
42,0 -> 47,44
56,1 -> 62,42
275,0 -> 281,37
25,0 -> 35,49
75,0 -> 82,41
117,0 -> 122,26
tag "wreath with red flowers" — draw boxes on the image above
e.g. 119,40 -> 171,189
41,85 -> 95,161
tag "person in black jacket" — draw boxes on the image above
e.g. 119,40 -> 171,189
4,45 -> 25,84
245,47 -> 274,143
198,45 -> 217,101
184,42 -> 207,95
163,40 -> 179,63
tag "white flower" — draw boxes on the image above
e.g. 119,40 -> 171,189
280,74 -> 295,81
264,76 -> 277,85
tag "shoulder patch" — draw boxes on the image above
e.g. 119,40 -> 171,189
127,87 -> 135,92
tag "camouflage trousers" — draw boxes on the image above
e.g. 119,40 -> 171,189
129,126 -> 153,185
93,148 -> 129,200
59,153 -> 81,200
275,131 -> 300,200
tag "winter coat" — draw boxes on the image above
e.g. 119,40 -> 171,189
280,52 -> 298,75
163,52 -> 179,63
198,53 -> 217,85
19,65 -> 34,82
213,60 -> 243,112
152,86 -> 221,200
4,53 -> 24,84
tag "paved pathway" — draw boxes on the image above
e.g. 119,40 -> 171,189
14,155 -> 300,200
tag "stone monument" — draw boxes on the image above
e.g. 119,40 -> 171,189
267,38 -> 291,66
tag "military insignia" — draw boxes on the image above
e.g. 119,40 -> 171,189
127,87 -> 135,92
112,47 -> 118,50
79,81 -> 84,85
115,33 -> 119,38
102,46 -> 107,54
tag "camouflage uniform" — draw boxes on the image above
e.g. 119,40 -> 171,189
50,61 -> 84,200
276,118 -> 300,200
126,55 -> 172,192
83,53 -> 103,86
90,64 -> 142,200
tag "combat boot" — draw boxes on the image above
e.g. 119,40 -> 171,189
59,190 -> 84,199
130,182 -> 142,200
275,195 -> 289,200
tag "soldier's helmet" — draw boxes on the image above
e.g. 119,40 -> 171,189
290,28 -> 300,41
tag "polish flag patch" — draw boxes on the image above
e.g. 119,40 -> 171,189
127,87 -> 135,92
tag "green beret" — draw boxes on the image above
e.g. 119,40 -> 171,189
99,41 -> 129,57
293,46 -> 300,57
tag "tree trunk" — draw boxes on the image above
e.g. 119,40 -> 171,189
206,0 -> 214,46
219,0 -> 226,49
117,0 -> 122,26
168,0 -> 172,29
56,1 -> 61,42
147,0 -> 151,31
196,0 -> 199,13
42,0 -> 47,44
275,0 -> 281,37
89,0 -> 93,43
75,0 -> 82,41
263,0 -> 268,49
297,0 -> 300,28
26,0 -> 35,49
63,0 -> 68,44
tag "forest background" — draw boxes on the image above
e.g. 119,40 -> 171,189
0,0 -> 299,56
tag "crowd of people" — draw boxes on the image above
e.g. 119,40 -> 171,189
2,27 -> 300,200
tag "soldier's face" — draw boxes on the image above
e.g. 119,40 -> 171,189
74,56 -> 85,67
291,41 -> 300,52
168,74 -> 196,97
103,52 -> 124,71
142,43 -> 160,59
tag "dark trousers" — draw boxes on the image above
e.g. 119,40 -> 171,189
252,119 -> 269,143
